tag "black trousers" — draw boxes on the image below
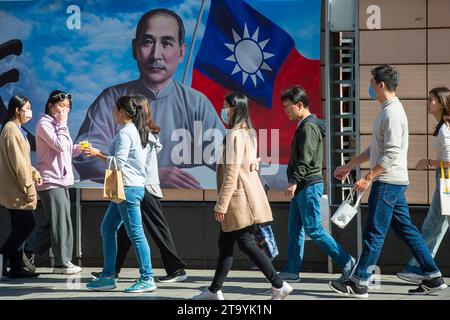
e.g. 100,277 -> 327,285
209,225 -> 283,293
115,189 -> 186,275
0,209 -> 35,270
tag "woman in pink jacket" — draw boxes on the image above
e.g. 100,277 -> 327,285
24,90 -> 82,275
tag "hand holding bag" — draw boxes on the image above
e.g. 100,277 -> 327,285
103,157 -> 126,204
331,188 -> 362,229
439,160 -> 450,216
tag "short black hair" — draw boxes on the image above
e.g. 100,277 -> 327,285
280,86 -> 309,108
135,9 -> 185,46
371,64 -> 399,92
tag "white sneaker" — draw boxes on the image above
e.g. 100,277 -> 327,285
193,288 -> 225,300
271,281 -> 294,300
278,272 -> 300,283
53,262 -> 82,275
396,272 -> 426,284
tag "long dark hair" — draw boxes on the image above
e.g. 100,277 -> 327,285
45,90 -> 72,115
2,95 -> 30,128
225,92 -> 253,130
132,95 -> 160,135
431,87 -> 450,137
116,96 -> 149,148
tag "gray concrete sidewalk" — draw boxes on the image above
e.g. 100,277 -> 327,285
0,268 -> 449,300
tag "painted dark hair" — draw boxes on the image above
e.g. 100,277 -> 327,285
132,95 -> 160,135
45,90 -> 72,115
431,87 -> 450,137
225,92 -> 253,130
2,95 -> 30,127
116,96 -> 150,148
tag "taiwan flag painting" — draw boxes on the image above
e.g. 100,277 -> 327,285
192,0 -> 321,165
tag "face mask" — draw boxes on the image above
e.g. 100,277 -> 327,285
24,109 -> 32,119
368,82 -> 377,100
221,108 -> 229,124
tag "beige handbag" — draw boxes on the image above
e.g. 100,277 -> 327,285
103,158 -> 126,204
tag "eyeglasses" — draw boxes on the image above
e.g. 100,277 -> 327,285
51,93 -> 72,102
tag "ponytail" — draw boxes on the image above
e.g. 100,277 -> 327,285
116,96 -> 149,148
131,100 -> 150,149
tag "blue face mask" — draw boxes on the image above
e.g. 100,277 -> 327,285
221,108 -> 229,124
368,81 -> 377,100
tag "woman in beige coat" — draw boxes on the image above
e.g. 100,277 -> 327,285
0,96 -> 42,279
193,92 -> 293,300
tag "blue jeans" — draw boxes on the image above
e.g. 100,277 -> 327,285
352,181 -> 442,286
405,170 -> 450,274
100,186 -> 153,279
282,183 -> 351,274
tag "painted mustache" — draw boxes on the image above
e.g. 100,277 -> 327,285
146,61 -> 166,70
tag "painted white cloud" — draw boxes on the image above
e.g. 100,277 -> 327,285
0,12 -> 33,42
170,0 -> 206,40
77,12 -> 136,54
43,56 -> 65,78
30,1 -> 63,14
44,46 -> 90,70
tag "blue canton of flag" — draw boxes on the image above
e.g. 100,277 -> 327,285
194,0 -> 296,108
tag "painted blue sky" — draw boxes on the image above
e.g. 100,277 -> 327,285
0,0 -> 321,137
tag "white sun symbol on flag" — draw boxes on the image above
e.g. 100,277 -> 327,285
224,23 -> 275,87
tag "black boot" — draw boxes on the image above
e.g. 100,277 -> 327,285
8,267 -> 39,278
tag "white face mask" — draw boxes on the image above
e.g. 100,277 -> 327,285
24,109 -> 32,119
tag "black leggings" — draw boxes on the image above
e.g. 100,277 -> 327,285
0,209 -> 35,270
209,225 -> 283,293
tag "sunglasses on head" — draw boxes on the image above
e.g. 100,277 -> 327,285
51,93 -> 72,102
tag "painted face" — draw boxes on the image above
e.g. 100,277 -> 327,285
133,14 -> 186,89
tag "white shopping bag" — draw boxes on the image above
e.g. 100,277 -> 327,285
331,188 -> 363,229
439,161 -> 450,216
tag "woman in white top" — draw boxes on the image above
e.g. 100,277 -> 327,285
397,87 -> 450,283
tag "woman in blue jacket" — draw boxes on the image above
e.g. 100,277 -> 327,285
84,96 -> 155,293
